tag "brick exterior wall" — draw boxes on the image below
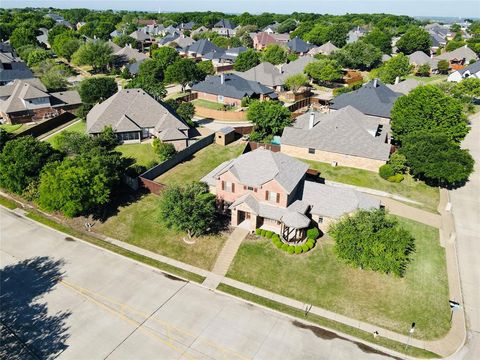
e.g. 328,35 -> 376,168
195,91 -> 241,106
194,104 -> 248,122
281,144 -> 387,172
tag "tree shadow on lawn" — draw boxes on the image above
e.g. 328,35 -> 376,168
0,256 -> 71,359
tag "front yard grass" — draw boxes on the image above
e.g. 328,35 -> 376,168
116,143 -> 159,167
226,216 -> 450,340
155,143 -> 245,185
94,193 -> 226,270
305,159 -> 439,212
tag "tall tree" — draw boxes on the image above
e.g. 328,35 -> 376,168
377,53 -> 412,84
9,27 -> 37,49
234,48 -> 260,71
78,77 -> 117,105
71,41 -> 113,72
304,59 -> 343,84
284,73 -> 309,94
362,28 -> 392,54
52,33 -> 82,61
164,59 -> 201,91
151,46 -> 180,70
247,100 -> 291,140
261,44 -> 287,65
396,27 -> 432,54
333,41 -> 382,70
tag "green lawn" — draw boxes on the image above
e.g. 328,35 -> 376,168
116,143 -> 159,167
94,193 -> 226,270
226,217 -> 450,340
45,120 -> 86,148
0,123 -> 23,133
155,143 -> 245,186
305,159 -> 439,212
405,74 -> 447,84
193,99 -> 238,111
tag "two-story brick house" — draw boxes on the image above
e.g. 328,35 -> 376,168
202,148 -> 380,241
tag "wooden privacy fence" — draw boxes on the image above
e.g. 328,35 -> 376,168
14,112 -> 77,138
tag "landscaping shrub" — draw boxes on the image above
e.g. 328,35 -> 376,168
287,246 -> 295,254
281,243 -> 289,252
388,152 -> 407,174
387,174 -> 404,183
302,244 -> 309,252
255,228 -> 262,235
261,229 -> 267,237
306,227 -> 320,240
265,230 -> 273,239
275,240 -> 283,249
295,246 -> 303,254
306,241 -> 314,250
272,234 -> 280,241
379,164 -> 395,180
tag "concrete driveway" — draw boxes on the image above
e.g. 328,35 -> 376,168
448,112 -> 480,360
0,208 -> 394,360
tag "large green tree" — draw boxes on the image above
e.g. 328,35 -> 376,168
151,46 -> 180,70
330,209 -> 415,277
362,28 -> 392,54
261,44 -> 287,65
333,41 -> 382,70
78,77 -> 117,105
52,33 -> 82,61
247,100 -> 291,140
0,136 -> 61,194
304,59 -> 343,84
9,27 -> 37,49
396,27 -> 432,54
164,59 -> 201,91
284,73 -> 309,94
391,85 -> 468,144
158,182 -> 217,238
72,41 -> 113,72
234,49 -> 260,71
377,53 -> 412,84
400,131 -> 474,187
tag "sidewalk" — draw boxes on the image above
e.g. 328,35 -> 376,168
0,190 -> 465,358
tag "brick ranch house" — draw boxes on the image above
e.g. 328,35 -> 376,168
87,89 -> 191,150
191,73 -> 278,107
0,79 -> 81,124
202,148 -> 380,240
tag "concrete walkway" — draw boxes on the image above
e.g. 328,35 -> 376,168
203,227 -> 249,289
0,191 -> 465,357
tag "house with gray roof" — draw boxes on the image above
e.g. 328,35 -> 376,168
0,52 -> 35,85
179,22 -> 196,31
281,56 -> 316,77
187,39 -> 223,58
330,79 -> 402,119
113,45 -> 148,66
233,62 -> 285,91
408,51 -> 438,70
213,19 -> 237,37
191,73 -> 277,107
308,41 -> 339,56
447,60 -> 480,82
158,33 -> 180,46
386,79 -> 424,95
129,30 -> 150,42
435,45 -> 478,66
202,147 -> 380,238
86,89 -> 191,149
0,79 -> 80,124
281,106 -> 391,171
287,37 -> 312,54
347,27 -> 366,44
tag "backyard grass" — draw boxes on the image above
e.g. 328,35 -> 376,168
45,120 -> 86,148
155,143 -> 245,185
94,193 -> 226,270
217,284 -> 440,358
193,99 -> 237,111
226,216 -> 450,340
0,123 -> 23,133
405,74 -> 447,84
116,143 -> 159,167
305,159 -> 440,212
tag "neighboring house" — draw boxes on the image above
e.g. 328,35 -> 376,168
435,46 -> 478,66
138,19 -> 157,26
110,30 -> 122,38
158,33 -> 180,46
213,19 -> 237,37
287,37 -> 312,55
86,89 -> 190,149
253,32 -> 277,50
330,79 -> 402,120
281,106 -> 391,171
263,23 -> 279,34
129,30 -> 150,43
178,21 -> 196,31
191,26 -> 208,37
174,35 -> 195,50
219,46 -> 247,63
202,148 -> 380,237
408,51 -> 438,70
76,22 -> 86,30
234,62 -> 285,91
347,27 -> 366,43
0,79 -> 80,124
308,41 -> 339,56
106,40 -> 122,53
114,45 -> 148,66
448,61 -> 480,82
36,28 -> 50,49
0,52 -> 35,85
45,13 -> 73,28
271,33 -> 290,45
281,56 -> 316,77
425,23 -> 451,39
191,73 -> 278,106
386,78 -> 424,95
428,31 -> 447,53
187,39 -> 223,58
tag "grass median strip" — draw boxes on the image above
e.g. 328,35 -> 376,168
25,211 -> 206,283
0,195 -> 17,209
217,283 -> 440,359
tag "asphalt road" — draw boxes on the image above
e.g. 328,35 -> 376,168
0,208 -> 395,360
449,112 -> 480,360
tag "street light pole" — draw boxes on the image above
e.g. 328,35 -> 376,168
404,322 -> 416,352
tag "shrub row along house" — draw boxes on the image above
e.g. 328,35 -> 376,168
202,148 -> 380,240
0,79 -> 81,124
86,89 -> 191,150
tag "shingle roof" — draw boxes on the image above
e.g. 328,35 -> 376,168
435,46 -> 478,62
254,32 -> 277,46
408,51 -> 438,68
187,39 -> 223,56
455,60 -> 480,76
214,19 -> 236,29
216,148 -> 309,194
281,56 -> 316,76
191,73 -> 276,100
386,79 -> 424,95
114,46 -> 148,63
308,41 -> 339,56
86,89 -> 189,136
287,37 -> 311,53
330,79 -> 401,118
234,62 -> 284,87
281,106 -> 391,161
0,59 -> 34,83
179,21 -> 196,30
158,33 -> 180,46
0,79 -> 50,113
49,91 -> 82,107
302,181 -> 380,218
129,30 -> 150,41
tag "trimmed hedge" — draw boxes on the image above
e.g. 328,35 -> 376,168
281,243 -> 289,251
265,230 -> 273,238
379,164 -> 395,180
258,228 -> 317,255
295,246 -> 303,254
287,246 -> 295,254
306,227 -> 320,240
255,228 -> 262,235
387,174 -> 404,183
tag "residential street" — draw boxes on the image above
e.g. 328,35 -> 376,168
448,112 -> 480,360
0,208 -> 395,360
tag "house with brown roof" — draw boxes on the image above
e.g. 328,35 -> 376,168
253,32 -> 278,50
202,148 -> 380,237
86,89 -> 191,150
0,79 -> 81,124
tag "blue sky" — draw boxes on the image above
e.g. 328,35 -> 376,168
2,0 -> 479,18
